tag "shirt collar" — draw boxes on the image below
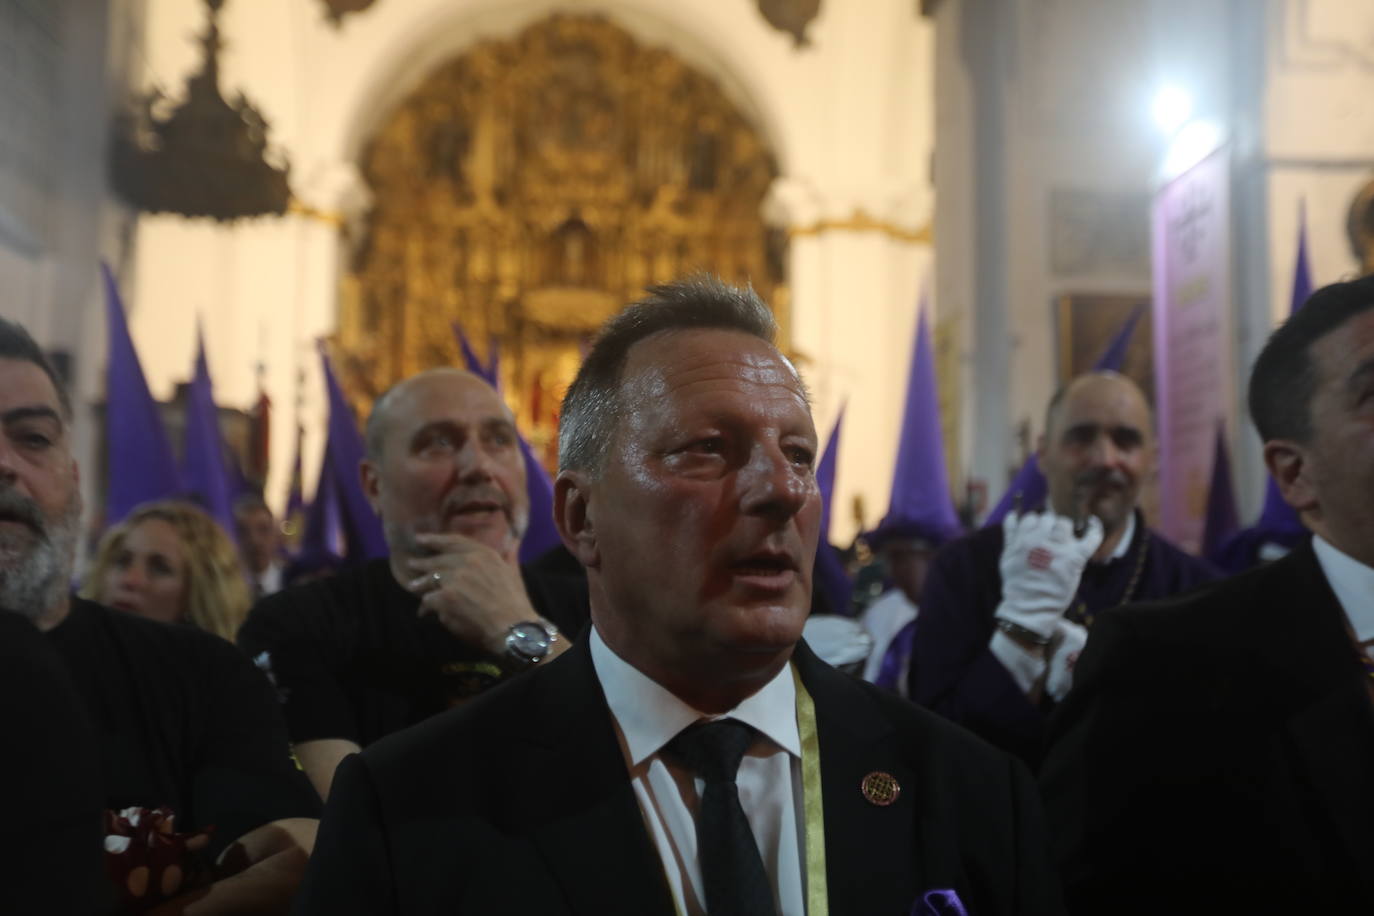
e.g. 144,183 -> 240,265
589,625 -> 801,767
1312,535 -> 1374,641
1089,510 -> 1136,565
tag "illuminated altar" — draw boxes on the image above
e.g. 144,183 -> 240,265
335,14 -> 786,467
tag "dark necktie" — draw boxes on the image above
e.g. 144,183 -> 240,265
665,719 -> 776,916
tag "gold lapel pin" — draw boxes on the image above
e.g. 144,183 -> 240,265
861,771 -> 901,806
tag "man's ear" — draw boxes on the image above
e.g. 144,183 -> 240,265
554,470 -> 599,568
359,459 -> 381,514
1263,439 -> 1318,515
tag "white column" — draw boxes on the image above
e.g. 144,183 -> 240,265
775,177 -> 933,545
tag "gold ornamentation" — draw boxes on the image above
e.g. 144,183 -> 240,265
287,197 -> 344,228
934,314 -> 961,498
336,14 -> 785,463
788,209 -> 933,245
860,770 -> 901,806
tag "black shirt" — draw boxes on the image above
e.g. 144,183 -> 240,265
237,557 -> 590,749
47,599 -> 320,860
1,609 -> 110,914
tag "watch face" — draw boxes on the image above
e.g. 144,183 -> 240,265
508,622 -> 551,658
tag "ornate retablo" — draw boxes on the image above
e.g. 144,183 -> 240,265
337,14 -> 786,468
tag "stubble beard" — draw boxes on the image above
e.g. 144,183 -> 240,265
386,506 -> 528,561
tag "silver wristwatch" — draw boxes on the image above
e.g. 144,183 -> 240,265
503,619 -> 560,669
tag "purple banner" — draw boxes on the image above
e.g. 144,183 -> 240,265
1151,147 -> 1233,553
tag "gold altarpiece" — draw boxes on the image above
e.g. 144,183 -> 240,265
334,14 -> 786,464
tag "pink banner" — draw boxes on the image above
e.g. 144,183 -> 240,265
1151,147 -> 1233,553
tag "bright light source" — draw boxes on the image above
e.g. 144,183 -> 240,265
1152,86 -> 1193,135
1160,119 -> 1224,181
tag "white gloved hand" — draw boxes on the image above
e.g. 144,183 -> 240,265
1045,618 -> 1088,702
992,511 -> 1104,642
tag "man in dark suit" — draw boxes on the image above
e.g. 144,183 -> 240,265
297,277 -> 1063,915
1041,275 -> 1374,913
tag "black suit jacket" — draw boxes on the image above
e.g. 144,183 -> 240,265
295,639 -> 1063,915
1041,542 -> 1374,914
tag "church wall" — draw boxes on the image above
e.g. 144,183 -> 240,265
0,1 -> 69,338
0,0 -> 139,540
935,0 -> 1373,530
15,0 -> 1367,554
935,0 -> 1176,515
1259,0 -> 1374,323
127,0 -> 934,544
1242,0 -> 1374,518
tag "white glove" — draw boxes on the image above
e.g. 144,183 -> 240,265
992,511 -> 1104,642
1045,618 -> 1088,702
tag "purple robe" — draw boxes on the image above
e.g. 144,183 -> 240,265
907,510 -> 1219,766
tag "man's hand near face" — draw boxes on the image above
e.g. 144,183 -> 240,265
405,532 -> 568,663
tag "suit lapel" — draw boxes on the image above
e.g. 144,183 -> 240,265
515,640 -> 676,915
795,642 -> 930,916
518,639 -> 986,914
1274,546 -> 1374,873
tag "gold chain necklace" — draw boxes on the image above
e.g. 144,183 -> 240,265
1072,532 -> 1150,630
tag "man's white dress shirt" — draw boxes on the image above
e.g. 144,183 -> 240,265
859,588 -> 918,690
1313,535 -> 1374,646
589,627 -> 806,915
249,560 -> 285,599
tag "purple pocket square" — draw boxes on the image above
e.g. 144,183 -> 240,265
910,888 -> 969,916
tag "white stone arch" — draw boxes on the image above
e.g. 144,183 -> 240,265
333,0 -> 795,182
128,0 -> 935,539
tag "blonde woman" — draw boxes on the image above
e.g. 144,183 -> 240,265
83,500 -> 250,641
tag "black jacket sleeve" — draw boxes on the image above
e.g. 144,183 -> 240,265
292,752 -> 396,915
193,634 -> 321,859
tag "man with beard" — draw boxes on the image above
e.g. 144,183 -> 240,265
0,317 -> 319,912
239,368 -> 589,800
907,372 -> 1217,765
295,277 -> 1061,915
